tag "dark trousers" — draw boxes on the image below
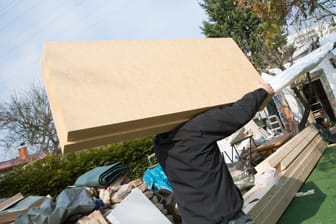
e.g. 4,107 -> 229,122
218,211 -> 255,224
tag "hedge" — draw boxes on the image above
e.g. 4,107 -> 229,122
0,136 -> 155,198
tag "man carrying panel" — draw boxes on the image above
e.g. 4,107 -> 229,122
154,83 -> 274,224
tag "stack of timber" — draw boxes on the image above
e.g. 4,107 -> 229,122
41,38 -> 268,153
243,125 -> 328,224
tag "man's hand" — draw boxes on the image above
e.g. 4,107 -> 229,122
259,82 -> 274,95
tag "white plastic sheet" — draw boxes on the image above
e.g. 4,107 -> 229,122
262,41 -> 335,92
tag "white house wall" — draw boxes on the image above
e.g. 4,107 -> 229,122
312,50 -> 336,118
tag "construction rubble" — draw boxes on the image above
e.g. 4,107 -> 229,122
0,162 -> 180,224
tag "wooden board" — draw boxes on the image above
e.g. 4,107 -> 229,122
252,136 -> 327,224
255,125 -> 315,173
280,129 -> 319,171
243,182 -> 277,216
0,193 -> 23,212
259,138 -> 327,224
41,38 -> 265,153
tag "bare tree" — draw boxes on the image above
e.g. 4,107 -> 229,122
286,0 -> 336,29
0,83 -> 59,154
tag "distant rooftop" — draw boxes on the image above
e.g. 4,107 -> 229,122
0,148 -> 47,171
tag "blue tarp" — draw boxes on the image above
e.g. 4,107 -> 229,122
74,162 -> 128,187
143,165 -> 173,192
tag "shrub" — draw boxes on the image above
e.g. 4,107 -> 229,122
0,136 -> 154,198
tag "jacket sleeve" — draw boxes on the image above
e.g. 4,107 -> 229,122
183,88 -> 269,137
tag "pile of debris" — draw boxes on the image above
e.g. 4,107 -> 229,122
0,163 -> 179,224
84,175 -> 177,224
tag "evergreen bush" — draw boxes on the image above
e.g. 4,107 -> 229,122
0,137 -> 154,198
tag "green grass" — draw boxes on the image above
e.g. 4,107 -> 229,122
278,146 -> 336,224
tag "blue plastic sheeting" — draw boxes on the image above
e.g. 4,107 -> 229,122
74,162 -> 128,187
143,165 -> 173,192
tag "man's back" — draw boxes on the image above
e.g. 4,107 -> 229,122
155,88 -> 269,223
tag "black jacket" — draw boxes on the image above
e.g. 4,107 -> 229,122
154,88 -> 268,224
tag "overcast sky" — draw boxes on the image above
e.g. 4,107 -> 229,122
0,0 -> 207,161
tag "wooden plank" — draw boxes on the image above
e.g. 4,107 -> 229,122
256,125 -> 315,172
245,127 -> 317,216
77,210 -> 108,224
255,125 -> 315,173
327,143 -> 336,148
243,182 -> 276,216
279,128 -> 319,171
260,138 -> 327,224
41,38 -> 266,153
249,135 -> 323,220
253,141 -> 320,223
253,136 -> 327,224
0,193 -> 24,212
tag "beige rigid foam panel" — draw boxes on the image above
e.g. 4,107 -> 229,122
41,38 -> 264,153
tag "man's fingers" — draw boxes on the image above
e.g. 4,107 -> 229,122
259,82 -> 274,94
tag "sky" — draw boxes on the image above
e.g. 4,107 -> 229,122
0,0 -> 207,161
